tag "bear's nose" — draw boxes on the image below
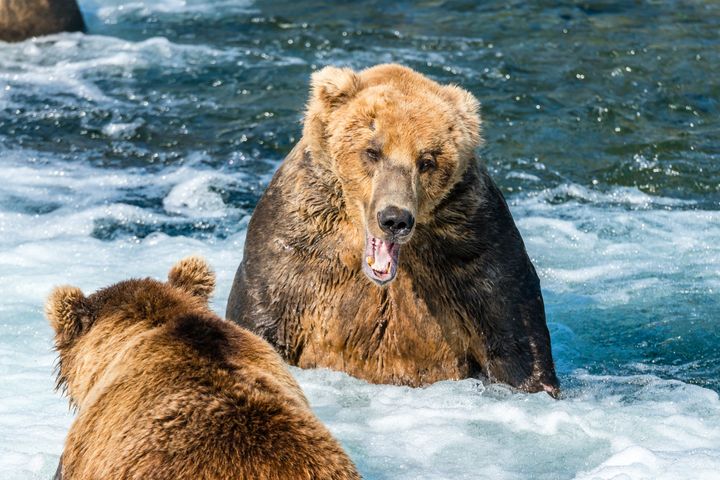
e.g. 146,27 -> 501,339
378,206 -> 415,238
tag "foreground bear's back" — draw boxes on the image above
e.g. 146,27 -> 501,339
62,312 -> 359,480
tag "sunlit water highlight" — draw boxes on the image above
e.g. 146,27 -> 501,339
1,1 -> 719,479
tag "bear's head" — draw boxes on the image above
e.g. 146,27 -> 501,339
45,256 -> 215,404
304,64 -> 482,286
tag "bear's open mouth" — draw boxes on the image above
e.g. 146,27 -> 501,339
362,231 -> 400,286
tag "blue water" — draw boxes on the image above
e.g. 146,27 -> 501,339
1,1 -> 719,479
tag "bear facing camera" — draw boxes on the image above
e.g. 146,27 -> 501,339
46,256 -> 359,480
227,64 -> 559,395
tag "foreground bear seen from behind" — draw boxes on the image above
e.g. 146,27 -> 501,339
227,63 -> 559,395
47,256 -> 360,480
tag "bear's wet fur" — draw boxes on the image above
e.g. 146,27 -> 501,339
0,0 -> 85,42
47,256 -> 360,480
227,64 -> 559,395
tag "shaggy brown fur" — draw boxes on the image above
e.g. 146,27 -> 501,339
47,256 -> 360,480
0,0 -> 85,42
227,64 -> 559,395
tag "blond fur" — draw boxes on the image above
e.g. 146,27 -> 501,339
47,256 -> 360,480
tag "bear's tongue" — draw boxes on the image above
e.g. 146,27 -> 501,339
362,232 -> 400,285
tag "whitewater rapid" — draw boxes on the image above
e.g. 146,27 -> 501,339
2,1 -> 720,479
1,159 -> 718,479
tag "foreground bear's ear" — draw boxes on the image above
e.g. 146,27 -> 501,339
46,286 -> 91,349
442,85 -> 483,151
168,256 -> 215,301
309,66 -> 361,111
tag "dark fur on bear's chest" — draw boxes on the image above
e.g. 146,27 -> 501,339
227,145 -> 559,394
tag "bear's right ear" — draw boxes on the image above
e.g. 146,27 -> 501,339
309,66 -> 361,112
168,256 -> 216,302
304,66 -> 362,163
45,286 -> 91,349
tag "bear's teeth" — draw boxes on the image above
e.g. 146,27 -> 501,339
367,256 -> 374,267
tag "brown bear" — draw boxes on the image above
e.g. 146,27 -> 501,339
226,64 -> 559,396
47,256 -> 360,480
0,0 -> 85,42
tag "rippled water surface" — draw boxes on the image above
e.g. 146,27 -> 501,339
1,1 -> 719,479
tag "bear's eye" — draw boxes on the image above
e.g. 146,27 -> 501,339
365,148 -> 381,162
418,154 -> 437,173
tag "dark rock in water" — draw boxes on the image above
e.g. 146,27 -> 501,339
0,0 -> 85,42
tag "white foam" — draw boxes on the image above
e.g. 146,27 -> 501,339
535,183 -> 695,208
512,186 -> 720,304
294,368 -> 720,480
102,118 -> 144,138
1,159 -> 720,479
163,170 -> 239,218
506,171 -> 541,182
0,34 -> 235,106
0,154 -> 253,246
90,0 -> 255,21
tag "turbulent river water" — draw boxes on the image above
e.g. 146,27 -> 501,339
1,1 -> 719,479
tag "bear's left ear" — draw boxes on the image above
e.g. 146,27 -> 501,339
168,256 -> 216,302
442,85 -> 484,151
45,286 -> 92,349
309,66 -> 361,112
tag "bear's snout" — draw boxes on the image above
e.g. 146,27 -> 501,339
377,206 -> 415,241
